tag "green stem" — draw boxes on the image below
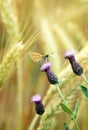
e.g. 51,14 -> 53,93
28,115 -> 39,130
55,83 -> 68,106
81,74 -> 88,84
72,117 -> 80,130
55,83 -> 80,130
41,118 -> 47,130
41,117 -> 53,130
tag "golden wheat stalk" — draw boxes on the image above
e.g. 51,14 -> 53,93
0,42 -> 24,87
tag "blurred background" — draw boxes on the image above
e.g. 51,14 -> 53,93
0,0 -> 88,130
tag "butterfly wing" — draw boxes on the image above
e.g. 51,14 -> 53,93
29,52 -> 44,62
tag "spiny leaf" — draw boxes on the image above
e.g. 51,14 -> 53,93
80,86 -> 88,99
64,122 -> 72,130
73,100 -> 79,119
60,103 -> 73,115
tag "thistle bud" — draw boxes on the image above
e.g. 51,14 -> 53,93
64,50 -> 83,76
40,62 -> 59,84
31,94 -> 45,115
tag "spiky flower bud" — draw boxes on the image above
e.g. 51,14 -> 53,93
64,50 -> 83,76
40,62 -> 59,84
31,94 -> 45,115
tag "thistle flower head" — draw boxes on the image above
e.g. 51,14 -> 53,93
40,62 -> 52,71
64,50 -> 75,60
64,50 -> 83,76
40,62 -> 59,84
31,94 -> 41,104
31,94 -> 45,115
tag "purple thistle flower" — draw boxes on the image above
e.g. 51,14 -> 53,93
64,50 -> 75,59
40,62 -> 59,84
31,94 -> 45,115
64,50 -> 83,76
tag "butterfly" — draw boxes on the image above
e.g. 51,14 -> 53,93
29,51 -> 53,63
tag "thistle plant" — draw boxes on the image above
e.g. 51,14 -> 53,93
64,50 -> 83,76
40,62 -> 59,84
40,61 -> 80,130
64,50 -> 88,84
64,50 -> 88,99
29,44 -> 88,130
31,94 -> 45,115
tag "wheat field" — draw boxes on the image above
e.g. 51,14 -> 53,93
0,0 -> 88,130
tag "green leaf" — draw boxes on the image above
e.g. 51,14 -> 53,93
64,123 -> 72,130
45,120 -> 53,130
61,103 -> 73,115
73,100 -> 79,119
42,118 -> 53,130
80,86 -> 88,99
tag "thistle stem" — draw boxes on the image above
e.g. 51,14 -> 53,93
28,115 -> 39,130
55,83 -> 80,130
55,83 -> 68,106
81,74 -> 88,84
72,117 -> 80,130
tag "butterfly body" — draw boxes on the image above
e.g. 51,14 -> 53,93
29,51 -> 52,63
